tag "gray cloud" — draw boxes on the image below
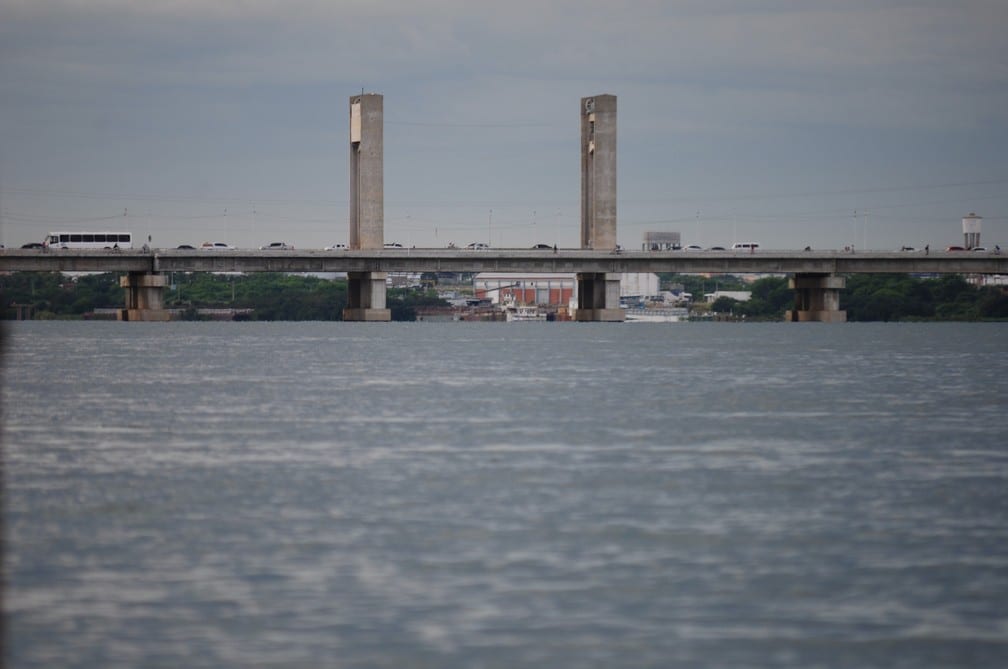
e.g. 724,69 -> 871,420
2,1 -> 1006,249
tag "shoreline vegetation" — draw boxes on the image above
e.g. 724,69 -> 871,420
2,272 -> 1006,322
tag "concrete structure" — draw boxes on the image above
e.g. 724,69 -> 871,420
5,248 -> 1007,277
578,94 -> 623,321
4,248 -> 1008,323
119,272 -> 170,321
345,93 -> 391,321
963,212 -> 982,249
785,273 -> 846,322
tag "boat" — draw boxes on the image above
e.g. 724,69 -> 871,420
503,298 -> 547,322
624,307 -> 688,323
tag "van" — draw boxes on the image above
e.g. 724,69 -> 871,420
731,242 -> 759,251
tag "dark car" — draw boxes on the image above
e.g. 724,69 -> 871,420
176,244 -> 196,250
946,245 -> 966,252
21,242 -> 44,249
531,243 -> 553,250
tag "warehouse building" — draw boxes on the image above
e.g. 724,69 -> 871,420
473,273 -> 661,306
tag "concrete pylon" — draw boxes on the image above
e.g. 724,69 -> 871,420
344,93 -> 391,322
576,94 -> 623,322
119,272 -> 171,321
786,273 -> 847,322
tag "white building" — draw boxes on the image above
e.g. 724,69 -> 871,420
705,290 -> 752,303
620,273 -> 660,298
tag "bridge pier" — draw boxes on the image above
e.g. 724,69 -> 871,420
786,273 -> 846,322
577,94 -> 624,322
574,273 -> 624,321
344,271 -> 391,321
343,92 -> 391,322
119,272 -> 171,321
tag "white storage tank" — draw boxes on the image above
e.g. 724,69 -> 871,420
963,212 -> 982,249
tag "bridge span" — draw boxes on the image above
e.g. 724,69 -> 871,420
3,247 -> 1005,275
2,247 -> 1005,323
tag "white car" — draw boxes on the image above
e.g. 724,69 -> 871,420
200,241 -> 235,250
260,241 -> 293,250
466,242 -> 490,250
325,243 -> 347,250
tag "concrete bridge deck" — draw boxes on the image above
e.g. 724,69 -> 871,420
2,248 -> 1006,275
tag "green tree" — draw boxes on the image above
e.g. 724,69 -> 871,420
387,288 -> 449,321
737,277 -> 791,320
710,296 -> 738,314
976,288 -> 1008,319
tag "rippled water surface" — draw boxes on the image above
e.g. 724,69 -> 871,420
4,321 -> 1008,667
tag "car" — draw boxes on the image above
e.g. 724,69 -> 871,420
531,243 -> 553,250
972,246 -> 988,252
945,245 -> 966,252
200,241 -> 235,250
708,246 -> 726,251
21,242 -> 44,249
176,244 -> 195,250
683,244 -> 703,251
383,242 -> 404,249
898,246 -> 916,251
260,241 -> 293,250
325,243 -> 347,250
466,242 -> 490,250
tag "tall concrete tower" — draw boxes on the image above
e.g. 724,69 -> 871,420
963,212 -> 982,249
575,94 -> 623,322
344,93 -> 390,321
349,93 -> 384,250
580,94 -> 617,250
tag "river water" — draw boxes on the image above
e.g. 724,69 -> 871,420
3,321 -> 1007,668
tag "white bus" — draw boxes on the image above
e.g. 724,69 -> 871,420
45,232 -> 134,249
731,242 -> 759,251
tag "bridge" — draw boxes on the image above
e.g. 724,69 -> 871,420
6,92 -> 1004,322
2,247 -> 1005,323
2,247 -> 1005,276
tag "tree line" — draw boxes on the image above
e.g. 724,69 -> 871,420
661,273 -> 1008,321
0,272 -> 446,321
2,271 -> 1006,321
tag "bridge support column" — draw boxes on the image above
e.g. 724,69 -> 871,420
119,272 -> 171,321
786,273 -> 846,323
344,92 -> 390,322
343,272 -> 391,321
574,273 -> 624,322
574,94 -> 623,322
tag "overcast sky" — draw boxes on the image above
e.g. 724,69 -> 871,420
2,0 -> 1006,250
